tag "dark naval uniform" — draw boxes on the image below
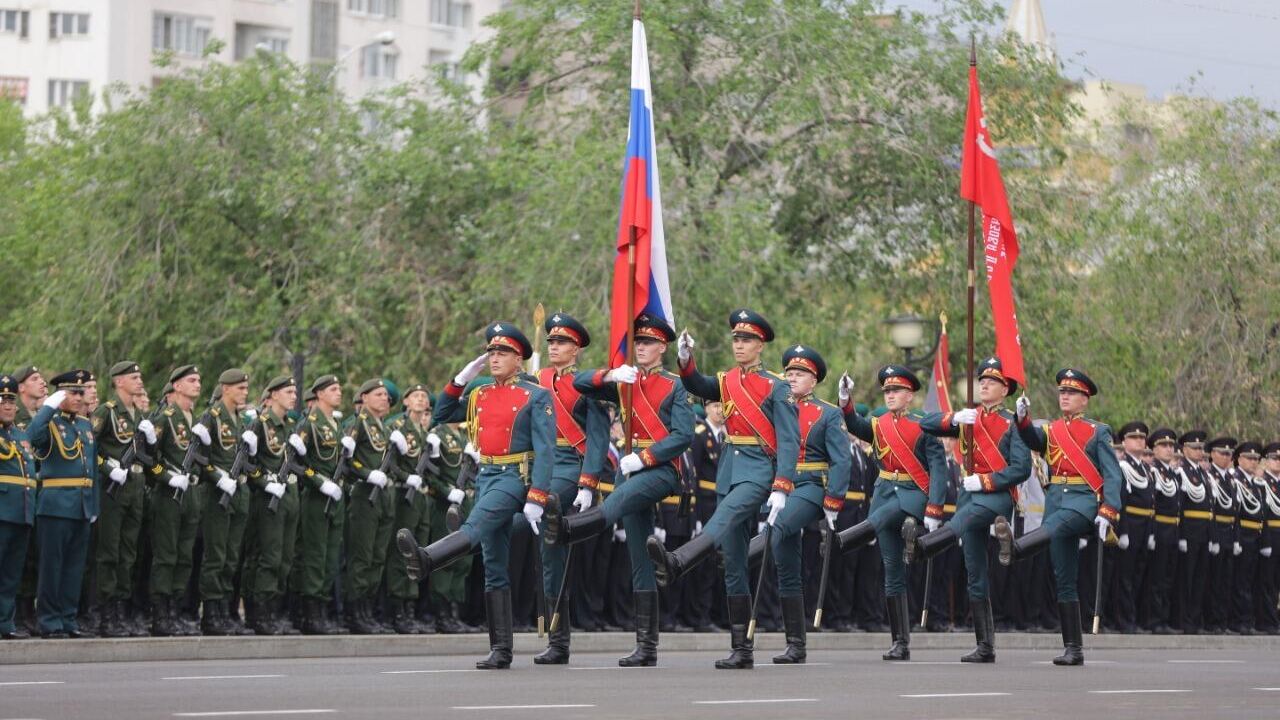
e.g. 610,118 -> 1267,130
917,356 -> 1030,662
293,375 -> 348,635
1174,431 -> 1212,634
1230,442 -> 1265,634
1112,421 -> 1155,633
1203,437 -> 1238,634
1257,443 -> 1280,634
1142,428 -> 1181,633
651,309 -> 799,670
545,313 -> 693,667
31,370 -> 100,637
999,368 -> 1122,666
0,374 -> 37,639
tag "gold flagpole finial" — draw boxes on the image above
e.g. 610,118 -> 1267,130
939,312 -> 948,334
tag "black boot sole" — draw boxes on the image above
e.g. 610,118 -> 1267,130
397,529 -> 424,581
993,516 -> 1013,566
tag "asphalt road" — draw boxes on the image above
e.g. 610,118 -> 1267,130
3,647 -> 1278,720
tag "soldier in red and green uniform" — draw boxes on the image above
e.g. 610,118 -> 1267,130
993,367 -> 1123,666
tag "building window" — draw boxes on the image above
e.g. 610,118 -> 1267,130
360,43 -> 397,79
310,0 -> 338,61
235,23 -> 289,59
429,50 -> 466,83
0,75 -> 28,106
49,12 -> 90,39
348,0 -> 398,18
48,78 -> 88,108
152,12 -> 213,57
0,9 -> 30,38
430,0 -> 470,28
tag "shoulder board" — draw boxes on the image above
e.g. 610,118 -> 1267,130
210,406 -> 222,417
104,400 -> 117,409
307,412 -> 319,423
905,409 -> 925,420
358,411 -> 369,422
694,422 -> 706,434
767,371 -> 786,381
163,407 -> 175,417
814,398 -> 838,412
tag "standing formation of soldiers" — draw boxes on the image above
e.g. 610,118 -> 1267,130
2,313 -> 1278,662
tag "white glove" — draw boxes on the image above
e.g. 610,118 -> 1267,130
1147,534 -> 1156,551
605,365 -> 639,384
924,516 -> 942,533
766,490 -> 787,525
241,430 -> 258,456
962,474 -> 983,493
1094,514 -> 1111,540
288,434 -> 307,456
619,452 -> 645,475
522,502 -> 543,534
1118,533 -> 1130,550
389,430 -> 408,455
340,436 -> 356,456
1263,547 -> 1273,558
426,433 -> 442,458
573,487 -> 594,511
137,419 -> 157,444
654,527 -> 667,543
1208,542 -> 1220,556
320,479 -> 342,501
406,474 -> 423,489
676,330 -> 695,364
614,528 -> 627,542
837,373 -> 854,408
244,408 -> 258,420
265,481 -> 286,499
447,488 -> 465,504
952,408 -> 979,425
1015,396 -> 1030,422
43,390 -> 67,409
191,423 -> 211,446
824,509 -> 838,530
90,515 -> 97,524
463,442 -> 481,463
216,471 -> 237,496
454,353 -> 489,387
1178,539 -> 1188,553
168,474 -> 190,492
1078,537 -> 1089,550
1233,541 -> 1242,556
109,466 -> 128,484
367,470 -> 388,488
758,521 -> 767,534
694,520 -> 703,537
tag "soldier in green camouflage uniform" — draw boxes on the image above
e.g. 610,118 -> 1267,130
294,375 -> 348,635
343,379 -> 396,634
425,416 -> 476,633
383,384 -> 435,634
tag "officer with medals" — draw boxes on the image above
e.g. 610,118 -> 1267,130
292,375 -> 349,635
0,374 -> 36,639
397,322 -> 555,669
645,308 -> 800,670
29,370 -> 99,638
1143,428 -> 1181,633
740,344 -> 850,663
993,368 -> 1122,666
1174,430 -> 1212,633
541,313 -> 693,667
90,361 -> 150,637
910,356 -> 1030,662
344,378 -> 397,635
527,312 -> 610,664
1112,421 -> 1155,634
383,383 -> 434,634
1203,436 -> 1238,633
828,365 -> 947,661
1257,443 -> 1280,634
1231,441 -> 1265,634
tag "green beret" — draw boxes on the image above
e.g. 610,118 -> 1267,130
219,368 -> 248,385
110,361 -> 141,378
161,382 -> 174,396
309,375 -> 338,393
169,365 -> 199,383
13,366 -> 40,383
302,388 -> 317,403
265,375 -> 294,393
402,383 -> 429,405
854,402 -> 870,418
357,378 -> 386,397
210,385 -> 223,403
383,379 -> 401,406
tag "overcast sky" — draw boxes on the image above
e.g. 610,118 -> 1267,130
889,0 -> 1280,106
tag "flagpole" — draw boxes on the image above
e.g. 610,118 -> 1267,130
622,0 -> 643,456
964,36 -> 976,476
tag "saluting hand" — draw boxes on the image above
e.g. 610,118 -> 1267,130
837,373 -> 854,408
1015,395 -> 1030,422
454,353 -> 489,387
677,330 -> 695,365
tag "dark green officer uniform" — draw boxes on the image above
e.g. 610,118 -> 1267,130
344,379 -> 396,633
197,370 -> 254,634
294,376 -> 347,633
0,374 -> 37,639
383,392 -> 433,633
31,370 -> 100,637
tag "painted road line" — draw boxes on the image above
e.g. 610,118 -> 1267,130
380,669 -> 485,675
1167,660 -> 1243,664
0,681 -> 65,686
567,666 -> 660,671
173,712 -> 335,718
692,699 -> 819,705
901,693 -> 1011,699
164,675 -> 286,681
453,705 -> 595,711
1089,690 -> 1191,695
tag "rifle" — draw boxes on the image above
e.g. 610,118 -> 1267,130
369,440 -> 400,506
107,429 -> 153,499
269,441 -> 308,514
219,414 -> 261,511
408,443 -> 441,505
174,408 -> 214,502
325,426 -> 358,517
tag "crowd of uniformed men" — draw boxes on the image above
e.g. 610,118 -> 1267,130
1,309 -> 1278,670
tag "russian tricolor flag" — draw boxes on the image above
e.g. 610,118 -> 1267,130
609,17 -> 674,368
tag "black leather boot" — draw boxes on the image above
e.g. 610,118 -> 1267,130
746,532 -> 767,569
648,532 -> 717,588
476,588 -> 513,669
202,600 -> 231,636
533,598 -> 570,665
550,505 -> 608,547
150,596 -> 174,637
619,591 -> 659,667
830,520 -> 877,557
252,597 -> 283,636
1053,601 -> 1084,666
961,596 -> 995,663
301,597 -> 329,635
772,594 -> 807,664
882,594 -> 911,661
715,594 -> 754,669
99,600 -> 129,638
398,528 -> 473,581
901,517 -> 920,565
916,524 -> 958,563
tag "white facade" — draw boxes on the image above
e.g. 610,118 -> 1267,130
0,0 -> 505,117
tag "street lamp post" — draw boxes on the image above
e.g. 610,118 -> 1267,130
323,30 -> 395,84
884,313 -> 940,372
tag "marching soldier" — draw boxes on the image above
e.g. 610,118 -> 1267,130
197,369 -> 256,635
90,361 -> 149,637
243,376 -> 303,635
742,345 -> 850,663
644,309 -> 799,670
1231,442 -> 1265,634
397,322 -> 555,669
1258,443 -> 1280,634
344,379 -> 396,635
30,370 -> 99,638
1142,428 -> 1181,633
383,384 -> 434,634
0,374 -> 36,639
1203,436 -> 1238,634
541,313 -> 693,666
528,312 -> 610,664
828,365 -> 947,661
1174,430 -> 1212,633
422,412 -> 476,634
1112,421 -> 1155,634
292,375 -> 349,635
144,365 -> 206,636
912,356 -> 1031,662
993,368 -> 1123,666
